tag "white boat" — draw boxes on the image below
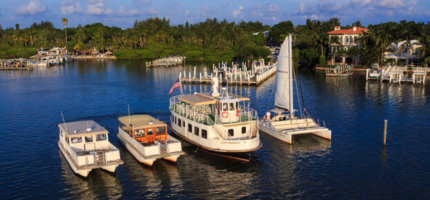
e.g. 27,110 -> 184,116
169,77 -> 262,160
117,115 -> 184,166
259,34 -> 331,144
58,120 -> 123,177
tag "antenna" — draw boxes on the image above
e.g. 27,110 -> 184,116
128,104 -> 131,125
61,111 -> 67,132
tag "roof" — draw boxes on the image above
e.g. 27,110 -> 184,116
58,120 -> 107,136
328,27 -> 369,35
118,115 -> 166,129
178,93 -> 216,106
30,54 -> 42,59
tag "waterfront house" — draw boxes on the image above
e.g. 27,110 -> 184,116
384,40 -> 422,66
327,25 -> 369,65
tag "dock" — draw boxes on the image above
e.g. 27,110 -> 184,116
179,59 -> 276,86
325,65 -> 353,77
146,56 -> 186,67
366,66 -> 428,85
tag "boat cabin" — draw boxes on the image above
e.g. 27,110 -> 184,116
58,120 -> 110,151
118,115 -> 168,143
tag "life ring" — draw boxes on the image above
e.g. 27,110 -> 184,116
236,109 -> 240,117
222,112 -> 228,118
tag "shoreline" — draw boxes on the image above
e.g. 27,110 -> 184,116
72,56 -> 117,60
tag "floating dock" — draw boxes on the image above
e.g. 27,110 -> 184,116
146,56 -> 186,67
180,59 -> 276,86
366,66 -> 428,85
325,65 -> 353,77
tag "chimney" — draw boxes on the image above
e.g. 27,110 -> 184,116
353,25 -> 357,31
334,26 -> 341,31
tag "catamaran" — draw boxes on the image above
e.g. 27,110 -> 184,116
117,114 -> 184,166
58,120 -> 123,177
259,34 -> 332,144
169,76 -> 262,161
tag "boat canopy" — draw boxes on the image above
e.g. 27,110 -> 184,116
178,93 -> 216,106
118,115 -> 166,129
58,120 -> 107,137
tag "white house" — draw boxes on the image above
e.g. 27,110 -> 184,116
327,25 -> 369,64
384,40 -> 422,66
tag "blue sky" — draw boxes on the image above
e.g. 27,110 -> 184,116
1,0 -> 429,29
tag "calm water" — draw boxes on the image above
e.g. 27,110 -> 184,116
1,60 -> 429,199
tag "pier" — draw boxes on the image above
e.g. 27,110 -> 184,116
146,56 -> 186,67
366,66 -> 428,85
179,59 -> 276,86
325,65 -> 353,77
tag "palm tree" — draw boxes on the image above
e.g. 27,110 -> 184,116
62,18 -> 68,48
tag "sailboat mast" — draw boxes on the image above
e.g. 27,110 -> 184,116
288,34 -> 294,118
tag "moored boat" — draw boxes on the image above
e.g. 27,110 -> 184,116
117,115 -> 184,166
169,77 -> 262,160
58,120 -> 123,177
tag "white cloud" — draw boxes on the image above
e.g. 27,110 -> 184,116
232,5 -> 244,18
15,0 -> 45,15
61,2 -> 82,15
378,0 -> 404,8
267,3 -> 280,13
86,0 -> 111,15
118,6 -> 138,16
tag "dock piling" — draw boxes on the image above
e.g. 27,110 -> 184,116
383,119 -> 388,146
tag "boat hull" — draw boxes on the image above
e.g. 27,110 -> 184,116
58,142 -> 92,177
117,133 -> 157,166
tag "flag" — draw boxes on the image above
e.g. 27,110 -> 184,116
169,79 -> 181,95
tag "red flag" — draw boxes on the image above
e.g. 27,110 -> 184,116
169,79 -> 181,95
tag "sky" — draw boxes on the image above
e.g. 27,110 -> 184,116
0,0 -> 429,29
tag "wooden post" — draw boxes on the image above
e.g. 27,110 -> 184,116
383,119 -> 388,146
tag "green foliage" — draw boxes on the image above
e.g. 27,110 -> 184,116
0,47 -> 36,58
269,21 -> 294,45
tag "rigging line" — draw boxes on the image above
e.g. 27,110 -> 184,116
297,67 -> 307,118
293,64 -> 303,118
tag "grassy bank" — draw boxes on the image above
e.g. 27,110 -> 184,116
0,47 -> 36,59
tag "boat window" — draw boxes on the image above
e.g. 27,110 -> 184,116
242,127 -> 246,134
236,102 -> 239,110
71,137 -> 82,144
135,129 -> 145,137
147,128 -> 154,135
222,103 -> 228,111
194,127 -> 199,136
229,103 -> 235,111
96,134 -> 107,141
66,136 -> 69,144
202,129 -> 207,139
85,136 -> 93,142
156,127 -> 165,135
228,129 -> 234,137
188,124 -> 192,133
178,118 -> 181,126
174,116 -> 177,124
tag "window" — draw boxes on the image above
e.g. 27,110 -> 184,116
229,103 -> 235,111
228,129 -> 234,137
65,136 -> 69,144
135,129 -> 145,137
188,124 -> 192,133
174,116 -> 177,124
202,129 -> 207,139
147,128 -> 154,135
242,127 -> 246,134
194,127 -> 199,136
178,119 -> 181,126
85,136 -> 93,142
156,127 -> 165,135
182,121 -> 185,127
222,103 -> 228,111
71,137 -> 82,144
96,134 -> 107,141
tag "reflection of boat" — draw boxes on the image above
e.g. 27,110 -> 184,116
59,151 -> 123,199
58,120 -> 123,177
169,76 -> 262,160
117,115 -> 184,166
259,34 -> 331,144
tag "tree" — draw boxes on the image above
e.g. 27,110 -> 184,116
62,18 -> 68,48
269,21 -> 294,45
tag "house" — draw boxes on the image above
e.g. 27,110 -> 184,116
327,25 -> 369,65
384,40 -> 422,66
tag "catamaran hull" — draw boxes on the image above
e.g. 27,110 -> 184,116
259,123 -> 331,144
58,142 -> 92,177
117,133 -> 157,166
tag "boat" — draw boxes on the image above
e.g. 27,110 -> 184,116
58,120 -> 123,177
117,114 -> 184,166
169,76 -> 262,161
259,34 -> 332,144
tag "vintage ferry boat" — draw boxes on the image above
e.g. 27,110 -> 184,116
169,77 -> 262,160
58,120 -> 123,177
117,115 -> 184,166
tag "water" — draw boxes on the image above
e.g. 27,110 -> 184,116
1,60 -> 429,199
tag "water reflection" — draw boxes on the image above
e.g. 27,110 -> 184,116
59,151 -> 123,199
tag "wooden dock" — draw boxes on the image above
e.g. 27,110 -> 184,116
325,65 -> 353,77
366,66 -> 428,85
179,59 -> 276,86
146,56 -> 186,67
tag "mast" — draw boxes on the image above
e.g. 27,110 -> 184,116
288,34 -> 294,118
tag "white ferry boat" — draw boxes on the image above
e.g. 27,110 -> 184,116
169,78 -> 262,159
58,120 -> 123,177
117,115 -> 184,166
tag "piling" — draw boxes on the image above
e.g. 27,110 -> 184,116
383,119 -> 388,146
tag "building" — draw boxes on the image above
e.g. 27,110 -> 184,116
327,25 -> 369,65
384,40 -> 422,66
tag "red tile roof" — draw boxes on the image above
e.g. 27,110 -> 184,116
327,27 -> 369,35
